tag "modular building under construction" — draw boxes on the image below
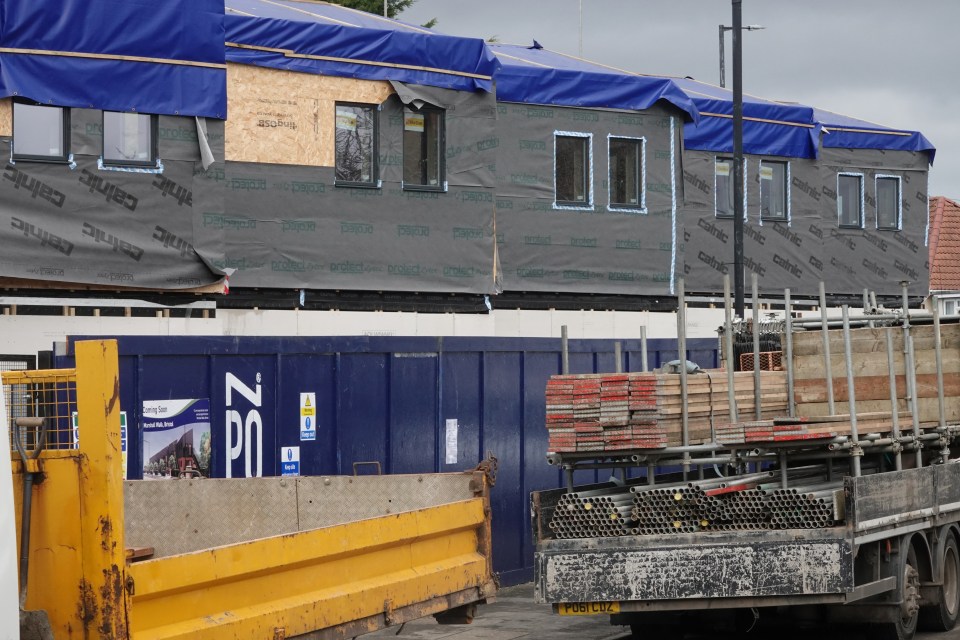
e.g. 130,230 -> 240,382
0,0 -> 939,586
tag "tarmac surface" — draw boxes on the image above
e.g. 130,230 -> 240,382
365,583 -> 960,640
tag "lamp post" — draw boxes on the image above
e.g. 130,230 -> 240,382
718,23 -> 765,88
722,11 -> 764,317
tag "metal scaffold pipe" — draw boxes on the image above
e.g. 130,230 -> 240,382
752,273 -> 762,420
723,274 -> 738,421
819,281 -> 835,415
677,277 -> 690,478
784,287 -> 795,418
934,298 -> 947,429
841,305 -> 862,477
885,328 -> 903,471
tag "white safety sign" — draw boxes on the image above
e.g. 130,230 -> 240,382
281,446 -> 300,476
300,392 -> 316,441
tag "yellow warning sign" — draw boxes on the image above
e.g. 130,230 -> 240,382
300,392 -> 316,417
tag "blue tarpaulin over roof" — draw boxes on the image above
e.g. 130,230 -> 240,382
815,107 -> 936,164
672,78 -> 820,159
489,43 -> 934,162
490,44 -> 698,122
224,0 -> 499,92
0,0 -> 226,118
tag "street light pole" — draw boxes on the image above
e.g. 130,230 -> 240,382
732,0 -> 745,318
719,24 -> 765,88
719,25 -> 727,88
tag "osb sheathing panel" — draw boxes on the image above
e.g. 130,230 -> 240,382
226,63 -> 393,167
0,99 -> 10,137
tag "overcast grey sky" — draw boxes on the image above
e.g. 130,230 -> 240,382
403,0 -> 957,199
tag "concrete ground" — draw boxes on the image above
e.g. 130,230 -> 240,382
365,583 -> 960,640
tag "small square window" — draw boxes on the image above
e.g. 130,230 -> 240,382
12,101 -> 70,162
555,134 -> 591,207
838,173 -> 864,228
335,103 -> 378,187
102,111 -> 157,167
608,137 -> 644,210
760,161 -> 788,221
876,176 -> 901,230
403,106 -> 444,190
715,158 -> 735,218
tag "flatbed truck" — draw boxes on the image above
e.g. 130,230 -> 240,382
533,284 -> 960,640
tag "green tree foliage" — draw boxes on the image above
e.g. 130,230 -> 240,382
328,0 -> 436,27
328,0 -> 414,20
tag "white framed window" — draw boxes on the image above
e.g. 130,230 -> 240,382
102,111 -> 158,168
607,135 -> 645,213
402,105 -> 445,191
837,172 -> 865,229
875,174 -> 902,231
759,160 -> 789,223
715,157 -> 747,219
554,131 -> 593,210
12,101 -> 70,162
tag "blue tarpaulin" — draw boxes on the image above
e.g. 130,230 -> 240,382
815,107 -> 936,164
224,0 -> 499,92
0,0 -> 227,118
489,43 -> 934,162
490,44 -> 698,123
672,78 -> 821,159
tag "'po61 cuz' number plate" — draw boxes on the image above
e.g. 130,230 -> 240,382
556,602 -> 621,616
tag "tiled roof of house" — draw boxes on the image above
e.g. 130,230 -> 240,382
929,196 -> 960,292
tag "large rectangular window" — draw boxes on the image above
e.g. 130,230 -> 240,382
555,133 -> 591,208
838,173 -> 864,228
876,175 -> 902,230
715,158 -> 735,218
759,161 -> 788,221
335,103 -> 378,186
103,111 -> 157,167
12,101 -> 69,162
608,136 -> 644,211
403,106 -> 444,190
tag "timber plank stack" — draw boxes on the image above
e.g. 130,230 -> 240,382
791,324 -> 960,425
545,370 -> 788,452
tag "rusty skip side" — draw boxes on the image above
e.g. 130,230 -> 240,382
535,531 -> 852,604
5,341 -> 130,639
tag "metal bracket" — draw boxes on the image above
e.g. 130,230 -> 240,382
849,443 -> 864,458
475,452 -> 498,487
352,461 -> 382,476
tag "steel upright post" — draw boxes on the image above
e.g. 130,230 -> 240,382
723,275 -> 738,421
819,282 -> 835,415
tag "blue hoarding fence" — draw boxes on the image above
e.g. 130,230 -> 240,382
59,335 -> 718,586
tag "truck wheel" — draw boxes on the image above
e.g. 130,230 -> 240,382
874,545 -> 921,640
919,534 -> 960,631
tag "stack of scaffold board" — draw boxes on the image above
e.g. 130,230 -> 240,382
713,412 -> 916,446
791,323 -> 960,425
545,370 -> 788,452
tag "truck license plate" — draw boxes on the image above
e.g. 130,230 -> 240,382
557,602 -> 621,615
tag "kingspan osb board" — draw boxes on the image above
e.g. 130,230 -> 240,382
225,63 -> 394,167
0,99 -> 10,137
